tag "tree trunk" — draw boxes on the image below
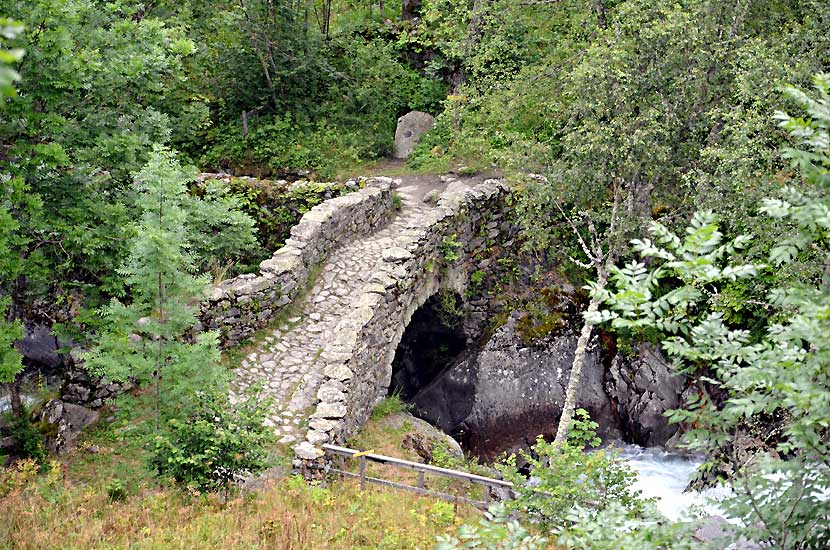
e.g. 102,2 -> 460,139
401,0 -> 422,20
4,380 -> 23,418
552,297 -> 600,448
323,0 -> 332,37
594,0 -> 607,29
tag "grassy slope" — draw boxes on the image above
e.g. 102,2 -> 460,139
1,394 -> 484,550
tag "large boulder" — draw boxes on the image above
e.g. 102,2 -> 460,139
18,324 -> 71,369
605,343 -> 686,447
693,516 -> 762,549
394,111 -> 435,159
389,412 -> 464,462
411,313 -> 620,460
38,399 -> 99,455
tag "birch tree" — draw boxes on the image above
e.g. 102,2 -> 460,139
552,183 -> 625,447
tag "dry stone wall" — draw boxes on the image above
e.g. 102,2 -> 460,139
294,179 -> 512,462
199,179 -> 394,347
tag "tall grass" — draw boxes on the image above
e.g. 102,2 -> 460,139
1,467 -> 472,549
370,394 -> 412,420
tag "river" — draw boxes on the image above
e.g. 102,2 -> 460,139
616,442 -> 732,521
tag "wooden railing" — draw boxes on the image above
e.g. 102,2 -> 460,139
321,443 -> 514,509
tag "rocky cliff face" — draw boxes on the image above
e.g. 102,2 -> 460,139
409,312 -> 686,459
606,343 -> 686,447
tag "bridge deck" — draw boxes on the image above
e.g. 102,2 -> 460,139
231,174 -> 473,444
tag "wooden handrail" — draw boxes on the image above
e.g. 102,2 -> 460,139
322,444 -> 514,489
320,443 -> 517,509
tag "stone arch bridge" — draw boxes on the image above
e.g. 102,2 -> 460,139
199,174 -> 511,462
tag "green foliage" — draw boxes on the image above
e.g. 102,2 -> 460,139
202,116 -> 363,179
557,503 -> 700,550
763,74 -> 830,265
418,0 -> 535,90
1,406 -> 46,464
183,179 -> 258,276
371,394 -> 412,420
586,210 -> 762,345
391,192 -> 403,211
440,234 -> 462,263
206,176 -> 353,273
0,0 -> 204,304
0,300 -> 23,387
83,148 -> 232,417
202,32 -> 447,177
468,269 -> 486,296
407,114 -> 454,171
435,502 -> 547,550
434,289 -> 463,329
721,456 -> 829,549
420,0 -> 828,273
497,410 -> 643,530
105,478 -> 127,503
150,388 -> 275,493
593,78 -> 830,549
0,17 -> 24,97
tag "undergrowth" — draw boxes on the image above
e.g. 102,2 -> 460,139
0,390 -> 482,550
371,394 -> 412,420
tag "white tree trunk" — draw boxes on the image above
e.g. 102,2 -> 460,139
552,297 -> 600,448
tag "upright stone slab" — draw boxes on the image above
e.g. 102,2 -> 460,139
394,111 -> 435,159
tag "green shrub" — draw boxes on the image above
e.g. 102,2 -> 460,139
370,394 -> 412,420
1,406 -> 46,465
435,289 -> 463,328
557,503 -> 700,550
497,409 -> 643,530
150,389 -> 275,493
106,478 -> 127,502
436,502 -> 547,550
407,114 -> 454,171
201,35 -> 447,179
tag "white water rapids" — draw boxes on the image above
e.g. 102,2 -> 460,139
616,443 -> 732,521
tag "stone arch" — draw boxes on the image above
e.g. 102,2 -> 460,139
294,179 -> 511,462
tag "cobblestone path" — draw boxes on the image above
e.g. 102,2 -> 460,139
231,175 -> 462,444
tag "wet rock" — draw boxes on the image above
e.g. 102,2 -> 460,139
411,312 -> 620,460
605,343 -> 686,446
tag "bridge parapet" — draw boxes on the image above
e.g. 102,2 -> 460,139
199,179 -> 395,347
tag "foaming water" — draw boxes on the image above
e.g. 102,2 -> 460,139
0,393 -> 36,414
613,442 -> 731,521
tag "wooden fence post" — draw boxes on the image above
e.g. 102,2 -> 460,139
359,457 -> 367,490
